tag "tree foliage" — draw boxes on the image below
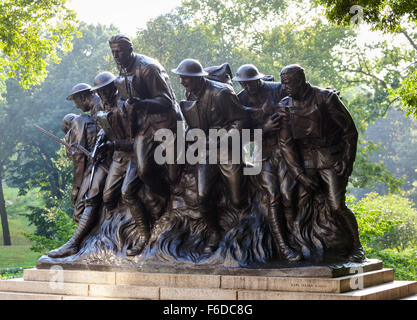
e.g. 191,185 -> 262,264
364,109 -> 417,203
349,193 -> 417,280
395,70 -> 417,118
0,0 -> 79,88
314,0 -> 417,120
314,0 -> 417,33
4,23 -> 118,197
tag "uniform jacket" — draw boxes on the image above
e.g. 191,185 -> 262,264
118,53 -> 178,135
279,83 -> 358,171
65,114 -> 98,189
237,80 -> 304,178
184,78 -> 248,134
237,80 -> 287,155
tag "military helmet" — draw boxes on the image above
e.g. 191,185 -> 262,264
172,59 -> 208,77
232,64 -> 264,82
66,83 -> 92,100
61,113 -> 77,133
90,72 -> 117,91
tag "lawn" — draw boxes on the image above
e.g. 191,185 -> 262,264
0,185 -> 44,268
0,245 -> 41,269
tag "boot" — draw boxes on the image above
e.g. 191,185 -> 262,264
283,207 -> 299,249
268,207 -> 303,263
202,208 -> 223,253
48,206 -> 97,258
342,209 -> 365,262
126,201 -> 150,256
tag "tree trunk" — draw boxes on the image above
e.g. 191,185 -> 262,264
0,167 -> 11,246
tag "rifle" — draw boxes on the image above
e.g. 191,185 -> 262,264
87,132 -> 106,190
123,68 -> 133,100
34,124 -> 108,174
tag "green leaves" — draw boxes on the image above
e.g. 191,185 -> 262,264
314,0 -> 417,33
0,0 -> 79,88
394,70 -> 417,118
349,192 -> 417,253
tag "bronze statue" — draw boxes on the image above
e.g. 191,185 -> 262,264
278,64 -> 364,262
91,71 -> 151,256
48,110 -> 101,258
233,64 -> 318,262
108,35 -> 180,196
49,83 -> 110,258
172,58 -> 249,250
38,33 -> 367,269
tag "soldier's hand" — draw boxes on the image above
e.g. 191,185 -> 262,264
297,174 -> 319,193
96,141 -> 114,158
71,186 -> 79,205
263,112 -> 281,133
127,97 -> 144,108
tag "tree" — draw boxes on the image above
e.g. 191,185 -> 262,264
0,0 -> 79,89
314,0 -> 417,119
0,0 -> 78,246
364,109 -> 417,204
314,0 -> 417,33
2,23 -> 118,243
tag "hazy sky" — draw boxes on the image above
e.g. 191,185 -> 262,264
67,0 -> 183,37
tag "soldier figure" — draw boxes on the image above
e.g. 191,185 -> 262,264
233,64 -> 317,262
108,35 -> 180,196
172,58 -> 249,250
278,64 -> 364,262
48,106 -> 103,257
92,71 -> 151,256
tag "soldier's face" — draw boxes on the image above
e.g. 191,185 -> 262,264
239,80 -> 261,96
96,84 -> 116,105
281,74 -> 304,99
180,76 -> 202,93
73,93 -> 90,112
110,43 -> 132,67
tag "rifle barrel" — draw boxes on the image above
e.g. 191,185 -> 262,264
34,124 -> 108,174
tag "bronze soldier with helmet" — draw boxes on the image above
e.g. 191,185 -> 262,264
172,58 -> 249,250
48,83 -> 109,258
233,64 -> 318,262
91,71 -> 151,256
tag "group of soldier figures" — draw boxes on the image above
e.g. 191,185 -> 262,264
47,34 -> 365,265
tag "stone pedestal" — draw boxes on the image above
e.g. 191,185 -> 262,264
0,259 -> 416,300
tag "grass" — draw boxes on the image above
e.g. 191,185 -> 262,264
0,185 -> 44,268
0,245 -> 41,269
